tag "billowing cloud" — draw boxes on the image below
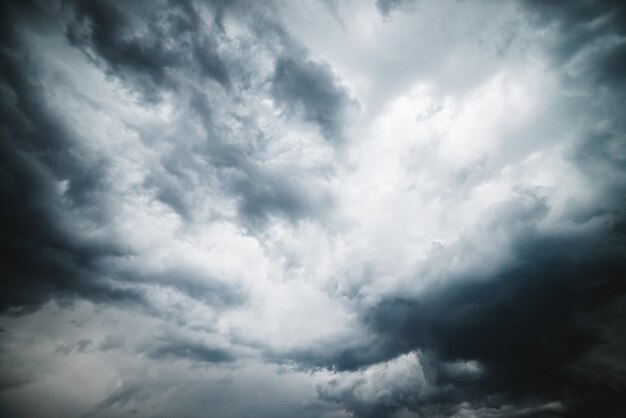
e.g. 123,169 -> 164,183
1,0 -> 625,417
272,55 -> 358,144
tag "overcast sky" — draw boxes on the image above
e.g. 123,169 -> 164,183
1,0 -> 626,417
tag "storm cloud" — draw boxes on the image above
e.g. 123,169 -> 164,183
1,0 -> 625,417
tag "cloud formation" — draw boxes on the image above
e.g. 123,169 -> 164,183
1,0 -> 625,417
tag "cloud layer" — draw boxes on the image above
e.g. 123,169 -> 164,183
1,0 -> 625,417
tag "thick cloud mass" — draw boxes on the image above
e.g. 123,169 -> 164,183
1,1 -> 625,417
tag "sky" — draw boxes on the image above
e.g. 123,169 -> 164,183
1,0 -> 626,417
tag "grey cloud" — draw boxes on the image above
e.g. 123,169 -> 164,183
375,0 -> 417,18
195,33 -> 232,90
92,384 -> 150,415
75,338 -> 93,353
98,334 -> 125,352
55,338 -> 93,355
146,337 -> 235,364
123,266 -> 247,308
230,165 -> 334,228
187,89 -> 336,228
65,0 -> 232,100
266,338 -> 399,372
0,4 -> 145,313
331,223 -> 626,417
271,56 -> 358,144
282,188 -> 552,371
0,0 -> 337,317
285,183 -> 626,416
65,0 -> 178,101
0,359 -> 33,392
522,0 -> 626,89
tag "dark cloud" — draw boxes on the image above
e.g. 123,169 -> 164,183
319,219 -> 626,417
230,165 -> 333,228
0,361 -> 32,392
0,1 -> 145,314
123,266 -> 247,308
98,334 -> 125,352
522,0 -> 626,89
296,183 -> 626,416
145,335 -> 235,364
375,0 -> 417,18
194,32 -> 232,90
65,0 -> 176,100
271,56 -> 357,144
273,335 -> 399,372
187,89 -> 336,228
0,0 -> 333,315
65,0 -> 232,100
92,384 -> 149,415
55,338 -> 93,355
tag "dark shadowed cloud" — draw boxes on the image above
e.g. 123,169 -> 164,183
358,227 -> 626,416
272,55 -> 358,144
0,1 -> 145,313
145,335 -> 236,364
375,0 -> 416,18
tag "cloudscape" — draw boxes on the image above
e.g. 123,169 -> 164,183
1,0 -> 626,417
